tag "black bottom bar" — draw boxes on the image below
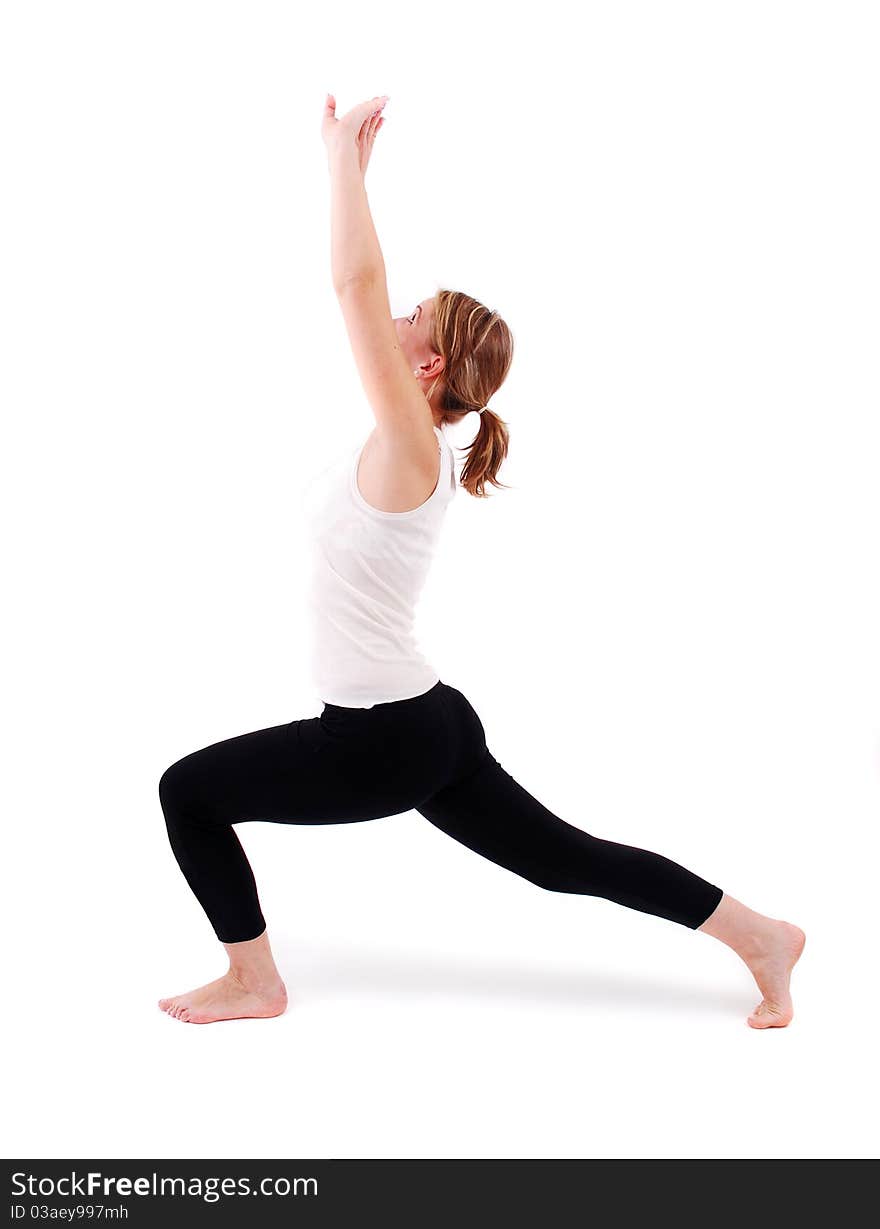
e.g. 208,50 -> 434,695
3,1159 -> 877,1228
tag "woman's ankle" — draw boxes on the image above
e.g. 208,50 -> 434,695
698,892 -> 775,958
222,928 -> 284,991
227,966 -> 286,996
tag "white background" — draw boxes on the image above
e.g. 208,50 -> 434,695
2,0 -> 878,1160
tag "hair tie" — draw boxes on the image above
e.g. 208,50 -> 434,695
477,405 -> 489,414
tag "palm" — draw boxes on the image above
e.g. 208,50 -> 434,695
322,94 -> 387,176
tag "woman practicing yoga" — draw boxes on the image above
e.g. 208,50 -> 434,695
158,93 -> 805,1028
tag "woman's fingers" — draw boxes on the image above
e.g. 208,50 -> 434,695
360,104 -> 385,141
350,95 -> 389,124
327,94 -> 388,156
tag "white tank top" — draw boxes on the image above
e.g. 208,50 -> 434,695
303,424 -> 457,707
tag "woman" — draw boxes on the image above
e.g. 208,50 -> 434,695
158,93 -> 805,1029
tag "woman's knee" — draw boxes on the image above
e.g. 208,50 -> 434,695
518,834 -> 606,895
158,748 -> 238,831
525,864 -> 593,895
158,757 -> 195,815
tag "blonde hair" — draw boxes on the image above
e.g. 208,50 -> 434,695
422,289 -> 514,498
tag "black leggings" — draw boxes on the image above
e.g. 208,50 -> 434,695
158,680 -> 724,944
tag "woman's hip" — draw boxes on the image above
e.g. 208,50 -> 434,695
158,681 -> 489,826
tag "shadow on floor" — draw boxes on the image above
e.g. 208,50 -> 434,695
276,939 -> 747,1016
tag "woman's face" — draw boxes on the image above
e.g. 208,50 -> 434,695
393,297 -> 441,378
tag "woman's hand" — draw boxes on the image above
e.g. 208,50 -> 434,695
322,93 -> 388,176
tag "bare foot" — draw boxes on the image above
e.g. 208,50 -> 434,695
158,969 -> 287,1024
738,921 -> 806,1029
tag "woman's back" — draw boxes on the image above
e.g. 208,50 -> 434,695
304,422 -> 457,707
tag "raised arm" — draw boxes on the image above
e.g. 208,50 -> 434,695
320,94 -> 435,446
323,93 -> 388,290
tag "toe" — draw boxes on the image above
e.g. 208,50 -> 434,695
747,1002 -> 769,1027
747,1001 -> 790,1029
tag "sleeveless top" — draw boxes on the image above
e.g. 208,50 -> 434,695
302,423 -> 457,707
